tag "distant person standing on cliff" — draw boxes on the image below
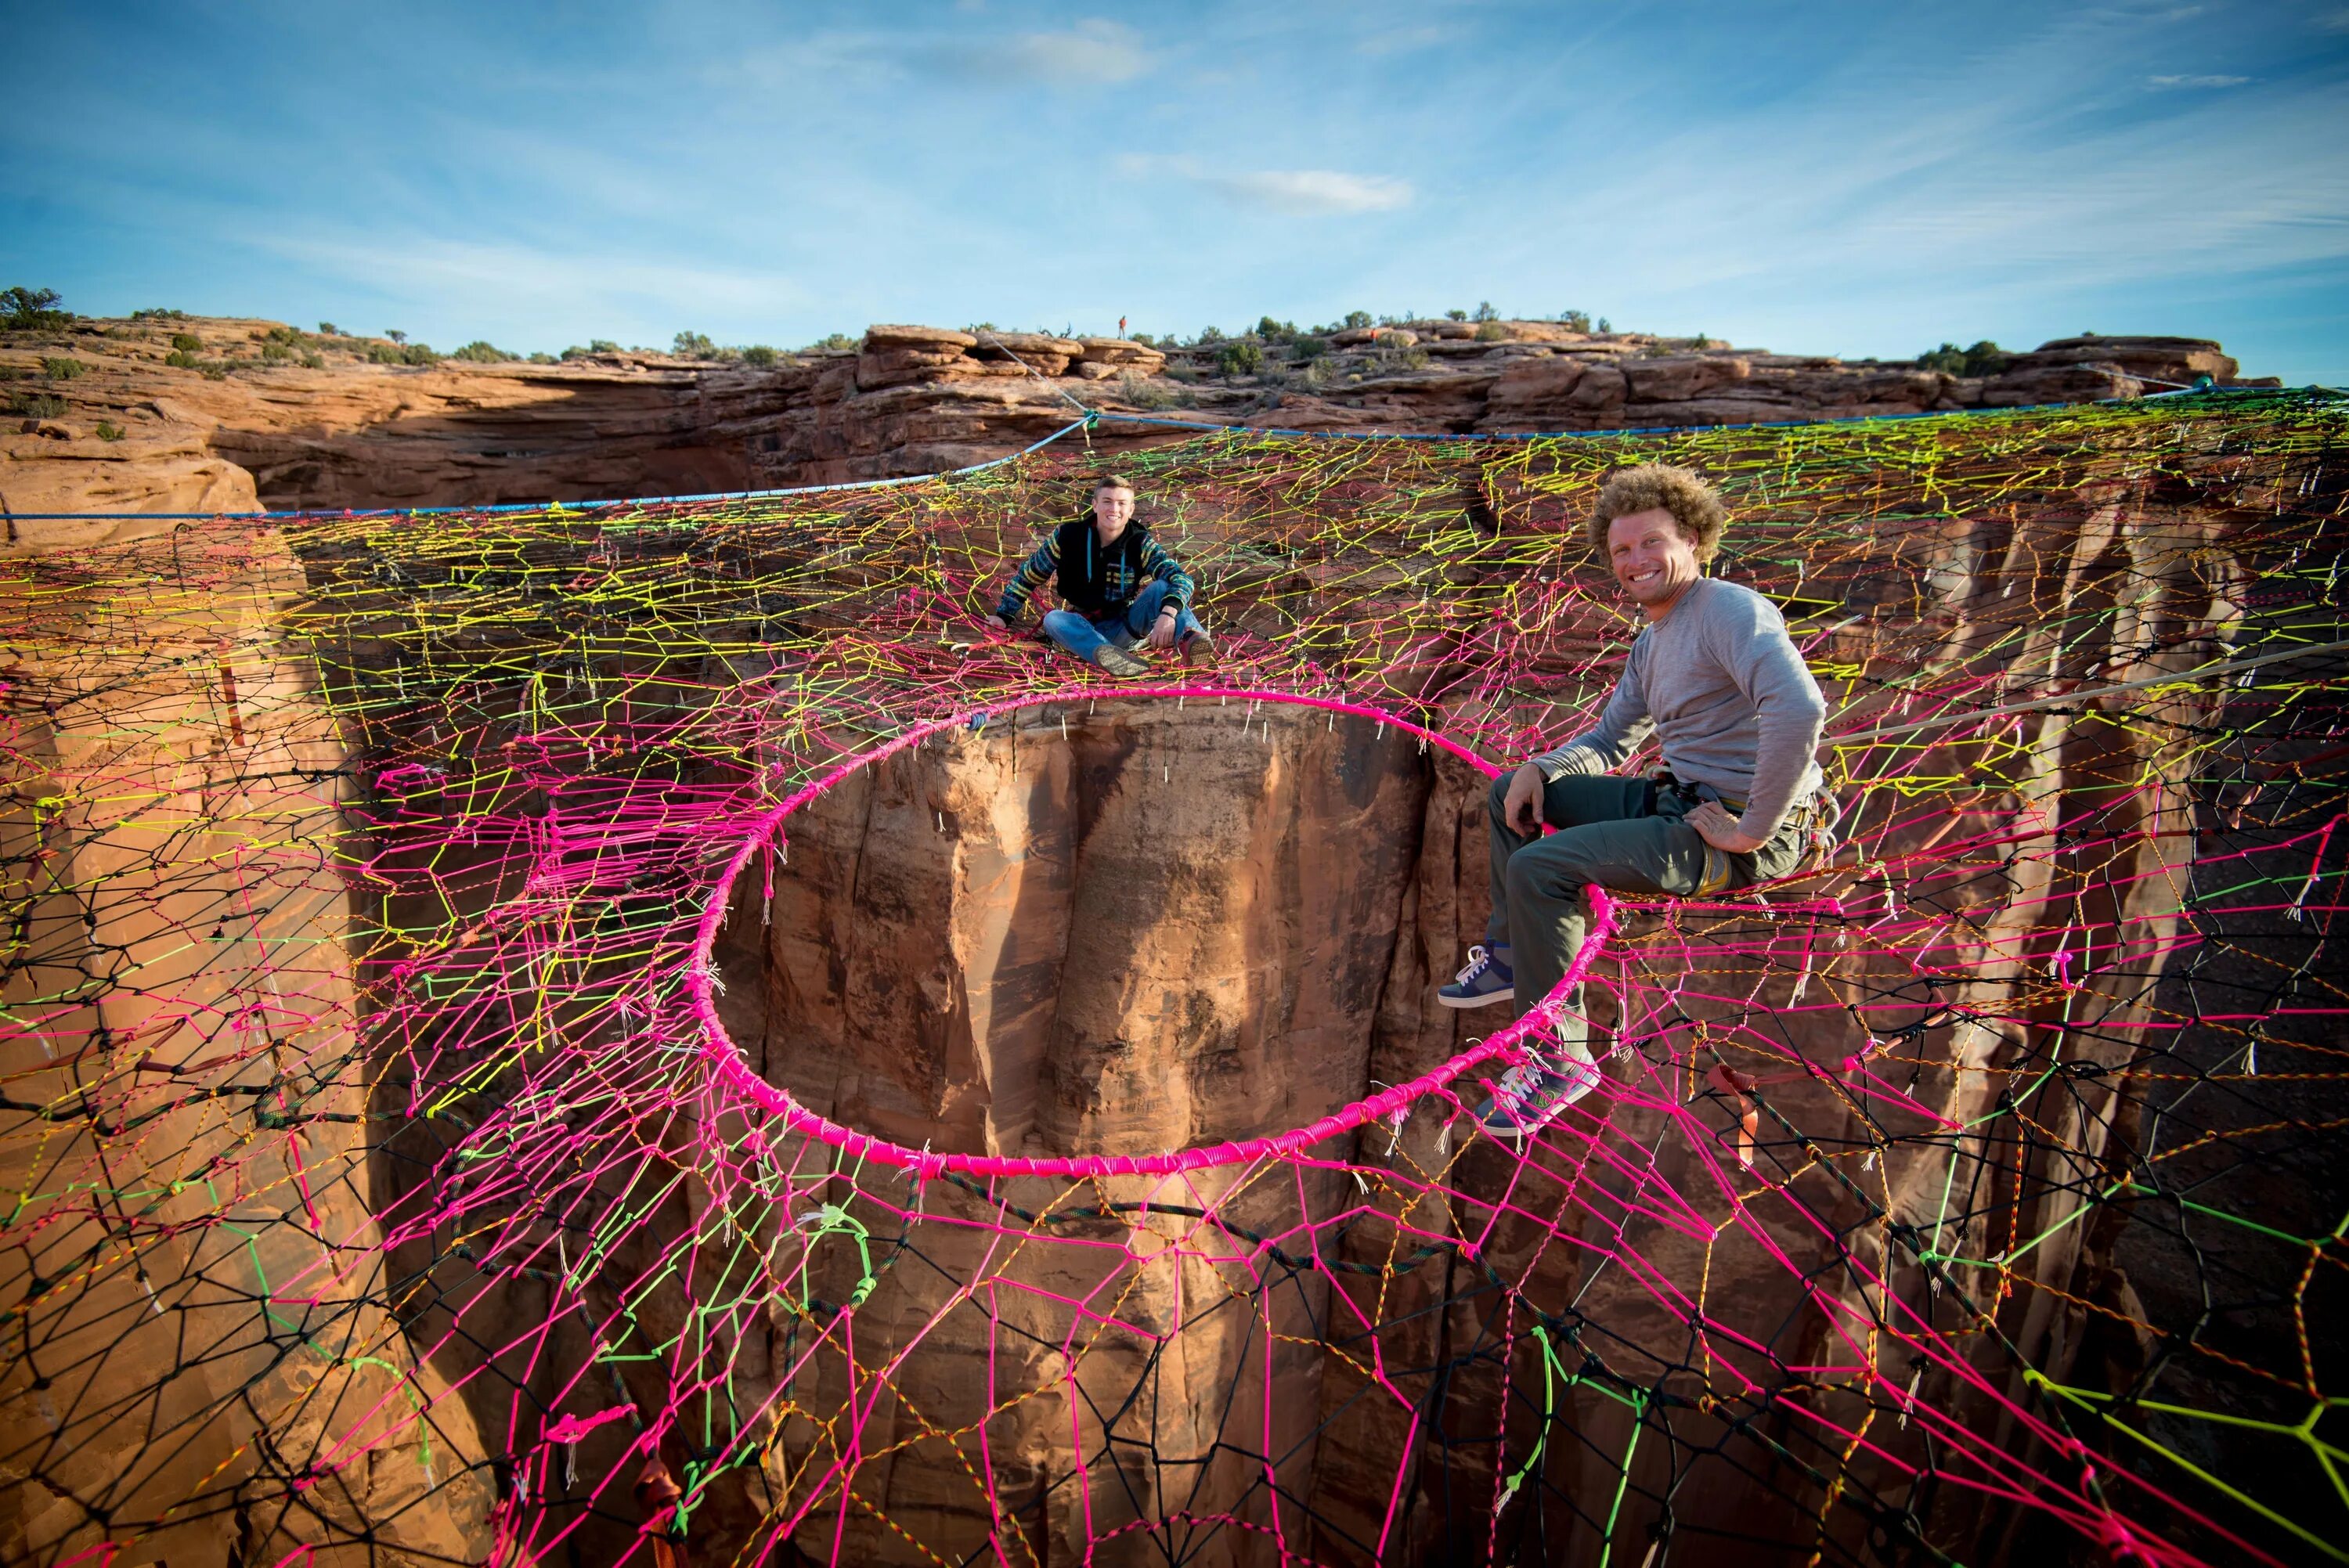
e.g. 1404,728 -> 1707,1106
1444,463 -> 1831,1135
987,473 -> 1218,676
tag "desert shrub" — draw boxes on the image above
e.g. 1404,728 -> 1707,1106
1196,326 -> 1225,344
96,420 -> 124,441
1557,310 -> 1592,332
1691,333 -> 1713,350
1343,310 -> 1372,330
9,391 -> 68,419
386,330 -> 409,344
132,307 -> 189,322
318,322 -> 339,335
170,333 -> 204,352
1474,322 -> 1509,342
1918,340 -> 2013,377
590,338 -> 620,353
1302,357 -> 1343,391
673,330 -> 717,358
301,352 -> 325,369
1218,341 -> 1265,377
1445,308 -> 1468,321
1115,369 -> 1178,409
1597,317 -> 1611,333
164,349 -> 200,369
1370,343 -> 1431,374
263,326 -> 305,345
741,344 -> 779,367
43,357 -> 85,379
807,332 -> 857,352
450,340 -> 516,362
527,351 -> 557,365
261,342 -> 292,362
1472,301 -> 1499,323
1290,335 -> 1328,362
2,287 -> 72,331
1130,332 -> 1156,347
1254,316 -> 1297,342
368,341 -> 439,366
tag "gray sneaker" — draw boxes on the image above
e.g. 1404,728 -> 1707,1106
1438,944 -> 1514,1008
1092,643 -> 1150,679
1474,1034 -> 1601,1136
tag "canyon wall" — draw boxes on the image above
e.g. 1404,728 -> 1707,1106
3,314 -> 2260,515
0,521 -> 498,1566
2,394 -> 2332,1566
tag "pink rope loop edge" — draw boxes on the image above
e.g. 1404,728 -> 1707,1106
687,683 -> 1617,1179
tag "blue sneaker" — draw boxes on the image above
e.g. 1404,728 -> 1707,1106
1438,944 -> 1514,1009
1474,1036 -> 1601,1137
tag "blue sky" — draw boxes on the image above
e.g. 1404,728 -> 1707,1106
8,1 -> 2347,382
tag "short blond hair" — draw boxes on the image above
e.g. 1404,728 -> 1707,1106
1094,473 -> 1136,495
1589,463 -> 1727,563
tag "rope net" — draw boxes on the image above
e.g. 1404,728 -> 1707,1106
3,388 -> 2344,1566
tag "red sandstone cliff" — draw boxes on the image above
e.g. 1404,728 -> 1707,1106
2,313 -> 2262,516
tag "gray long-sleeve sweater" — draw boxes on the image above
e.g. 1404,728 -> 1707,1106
1534,577 -> 1828,837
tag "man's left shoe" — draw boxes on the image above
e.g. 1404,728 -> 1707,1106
1182,631 -> 1219,668
1473,1034 -> 1601,1137
1438,944 -> 1514,1008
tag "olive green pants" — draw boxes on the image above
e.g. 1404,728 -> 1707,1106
1484,772 -> 1810,1025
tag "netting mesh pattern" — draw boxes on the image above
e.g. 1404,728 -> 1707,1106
3,389 -> 2345,1566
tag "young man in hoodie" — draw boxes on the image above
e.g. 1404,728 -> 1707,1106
1444,463 -> 1831,1134
987,474 -> 1217,677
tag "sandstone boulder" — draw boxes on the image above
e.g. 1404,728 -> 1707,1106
1076,337 -> 1167,375
1622,354 -> 1750,402
2022,334 -> 2238,384
859,325 -> 983,391
1481,355 -> 1589,427
969,331 -> 1083,376
1979,361 -> 2145,407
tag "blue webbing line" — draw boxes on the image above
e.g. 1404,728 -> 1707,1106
5,387 -> 2332,524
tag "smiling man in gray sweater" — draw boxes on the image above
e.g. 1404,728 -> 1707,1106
1445,463 -> 1832,1134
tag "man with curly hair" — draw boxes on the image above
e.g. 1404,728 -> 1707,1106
1443,463 -> 1831,1134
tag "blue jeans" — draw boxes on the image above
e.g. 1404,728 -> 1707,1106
1039,579 -> 1204,662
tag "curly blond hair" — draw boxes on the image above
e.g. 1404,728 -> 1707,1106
1588,463 -> 1727,563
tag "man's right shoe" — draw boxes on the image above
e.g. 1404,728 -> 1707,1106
1438,944 -> 1514,1008
1092,643 -> 1151,679
1473,1034 -> 1602,1137
1181,631 -> 1219,669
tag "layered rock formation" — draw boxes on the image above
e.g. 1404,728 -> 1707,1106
2,313 -> 2266,515
0,521 -> 497,1566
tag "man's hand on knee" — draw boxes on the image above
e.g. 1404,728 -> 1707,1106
1505,762 -> 1546,835
1686,800 -> 1764,854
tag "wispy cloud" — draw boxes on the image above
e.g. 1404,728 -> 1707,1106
1358,25 -> 1452,56
1117,155 -> 1415,214
2146,72 -> 2250,87
942,19 -> 1149,84
1206,169 -> 1413,213
2320,7 -> 2349,32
